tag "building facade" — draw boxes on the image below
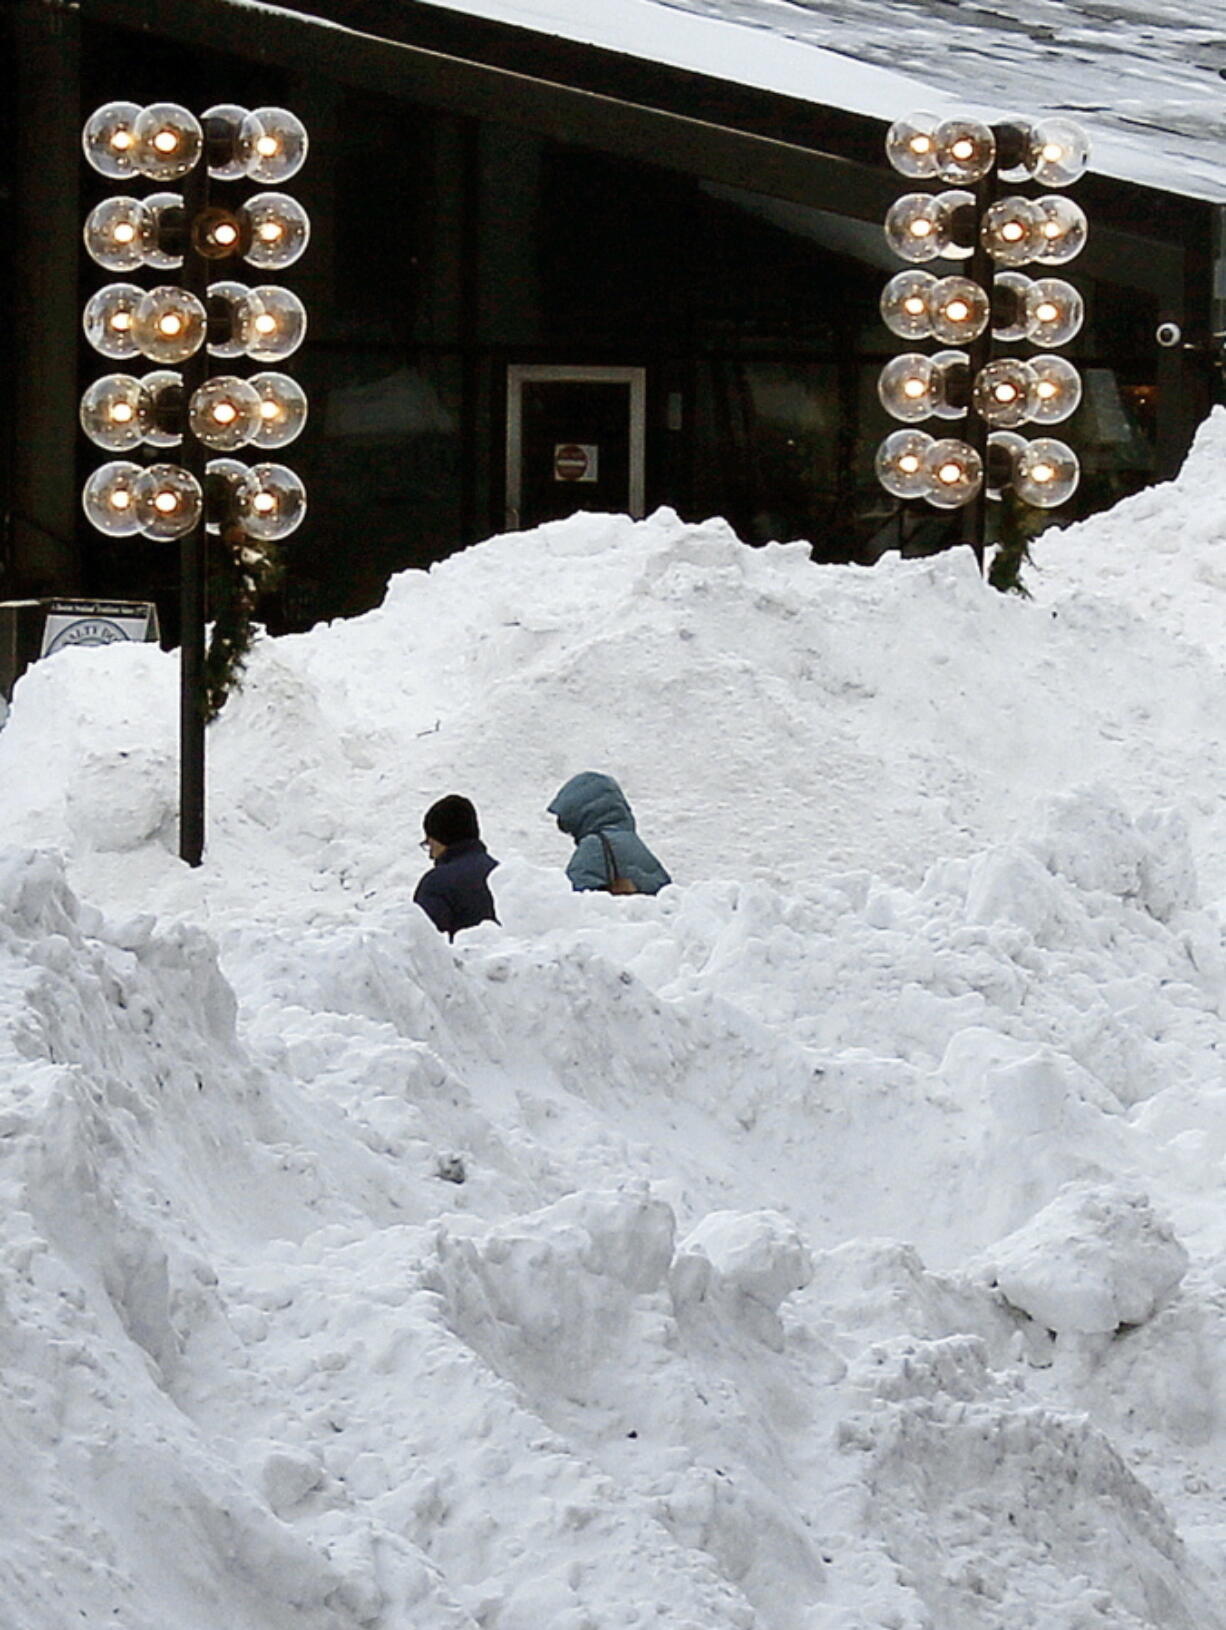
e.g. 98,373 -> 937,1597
2,0 -> 1217,652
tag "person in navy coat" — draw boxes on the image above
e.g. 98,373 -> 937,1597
548,771 -> 671,896
413,794 -> 499,939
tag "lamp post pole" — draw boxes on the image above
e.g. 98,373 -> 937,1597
960,173 -> 997,572
177,157 -> 211,867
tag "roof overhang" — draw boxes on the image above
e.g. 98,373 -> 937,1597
74,0 -> 1198,296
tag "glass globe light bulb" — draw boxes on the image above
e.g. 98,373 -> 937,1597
142,192 -> 186,271
1026,355 -> 1082,425
990,271 -> 1033,342
923,438 -> 982,508
204,459 -> 255,532
1026,118 -> 1090,187
82,460 -> 145,535
237,462 -> 307,540
133,464 -> 204,539
202,103 -> 249,180
973,358 -> 1038,427
884,194 -> 947,263
245,286 -> 308,361
880,269 -> 937,339
1032,196 -> 1089,265
247,372 -> 309,449
82,101 -> 143,179
206,282 -> 256,358
141,370 -> 185,448
1025,277 -> 1084,346
83,283 -> 145,359
929,276 -> 990,343
132,287 -> 207,364
876,429 -> 935,499
80,374 -> 151,451
885,113 -> 941,179
929,349 -> 971,420
934,118 -> 996,184
240,193 -> 310,269
238,107 -> 309,183
188,377 -> 263,451
878,353 -> 938,422
1015,438 -> 1079,507
83,197 -> 151,272
932,190 -> 977,260
986,431 -> 1028,500
981,196 -> 1043,265
132,103 -> 203,181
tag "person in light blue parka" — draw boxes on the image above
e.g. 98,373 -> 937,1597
548,771 -> 672,896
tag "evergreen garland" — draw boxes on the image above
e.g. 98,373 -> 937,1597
203,523 -> 284,721
987,493 -> 1041,598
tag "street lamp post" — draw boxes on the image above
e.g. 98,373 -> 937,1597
80,101 -> 311,866
876,113 -> 1090,571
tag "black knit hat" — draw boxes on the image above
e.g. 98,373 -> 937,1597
423,794 -> 480,846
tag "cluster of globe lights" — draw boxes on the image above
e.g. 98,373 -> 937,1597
80,101 -> 309,543
876,111 -> 1089,512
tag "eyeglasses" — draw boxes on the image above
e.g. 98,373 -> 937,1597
419,837 -> 432,851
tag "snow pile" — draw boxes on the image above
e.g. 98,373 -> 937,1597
1031,406 -> 1226,657
5,417 -> 1226,1626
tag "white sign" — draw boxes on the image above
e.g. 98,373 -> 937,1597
41,600 -> 159,657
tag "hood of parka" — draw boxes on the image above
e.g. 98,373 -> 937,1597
548,771 -> 639,841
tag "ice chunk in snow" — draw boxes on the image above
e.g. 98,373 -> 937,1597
974,1182 -> 1189,1335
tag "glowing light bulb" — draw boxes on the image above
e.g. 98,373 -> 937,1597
189,377 -> 262,449
238,108 -> 309,183
973,359 -> 1037,426
902,375 -> 926,399
132,104 -> 202,180
922,437 -> 982,507
133,464 -> 203,537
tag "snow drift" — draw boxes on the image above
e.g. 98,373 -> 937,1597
5,413 -> 1226,1627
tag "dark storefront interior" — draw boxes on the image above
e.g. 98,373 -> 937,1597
3,0 -> 1213,654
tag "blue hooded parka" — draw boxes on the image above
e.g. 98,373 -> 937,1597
548,771 -> 671,895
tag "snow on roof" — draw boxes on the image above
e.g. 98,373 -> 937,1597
411,0 -> 1226,202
